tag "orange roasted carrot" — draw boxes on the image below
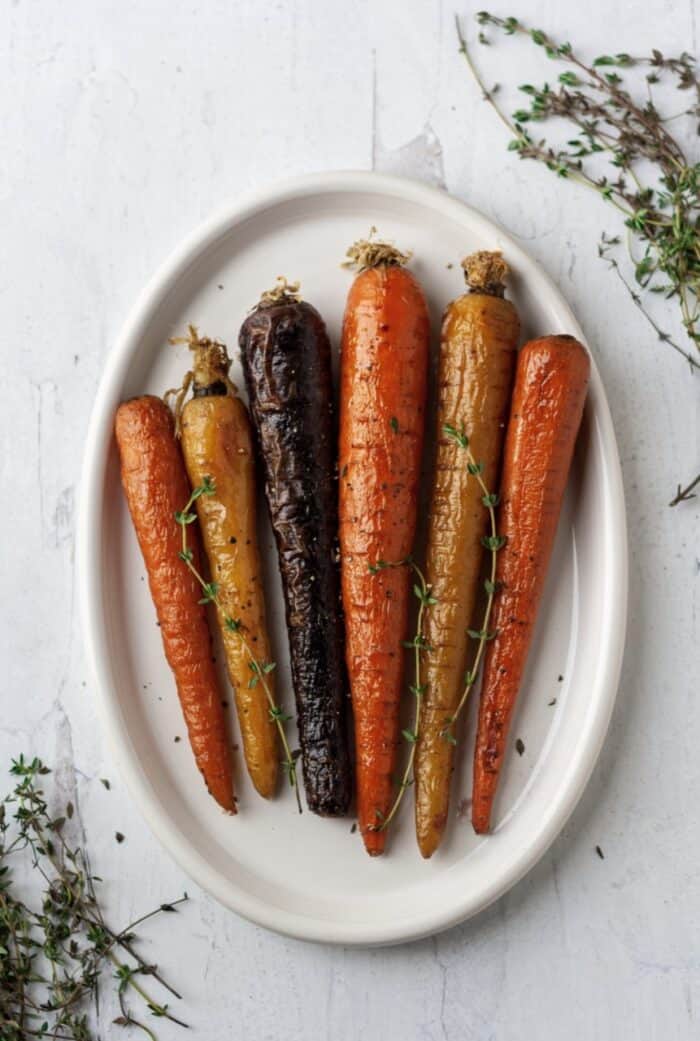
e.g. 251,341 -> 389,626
472,335 -> 590,834
339,236 -> 430,855
115,395 -> 235,813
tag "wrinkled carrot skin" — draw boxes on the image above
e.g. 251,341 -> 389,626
115,396 -> 235,813
415,289 -> 519,859
181,394 -> 278,799
339,263 -> 430,855
472,335 -> 590,834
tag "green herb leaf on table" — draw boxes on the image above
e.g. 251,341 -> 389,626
457,12 -> 700,495
0,757 -> 188,1040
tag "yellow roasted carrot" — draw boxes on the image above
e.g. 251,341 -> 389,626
414,252 -> 519,858
172,328 -> 279,799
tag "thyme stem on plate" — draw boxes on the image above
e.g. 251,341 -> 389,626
366,557 -> 435,832
175,478 -> 302,812
365,425 -> 504,830
440,425 -> 504,744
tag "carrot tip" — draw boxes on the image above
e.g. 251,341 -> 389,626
471,813 -> 490,835
417,838 -> 436,860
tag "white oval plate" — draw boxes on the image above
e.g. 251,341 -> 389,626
79,172 -> 627,946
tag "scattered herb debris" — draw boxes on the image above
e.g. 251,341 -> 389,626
174,735 -> 181,743
669,473 -> 700,506
100,777 -> 111,790
389,416 -> 399,434
115,831 -> 125,844
548,697 -> 557,706
515,738 -> 525,756
596,844 -> 605,859
350,822 -> 357,834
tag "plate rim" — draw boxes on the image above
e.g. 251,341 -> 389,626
77,170 -> 628,946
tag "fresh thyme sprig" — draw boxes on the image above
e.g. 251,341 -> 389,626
440,425 -> 503,744
175,478 -> 301,812
0,756 -> 188,1041
367,556 -> 435,832
457,12 -> 700,497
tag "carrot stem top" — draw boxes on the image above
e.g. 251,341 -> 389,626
258,276 -> 301,307
165,325 -> 238,433
343,227 -> 412,272
461,250 -> 509,297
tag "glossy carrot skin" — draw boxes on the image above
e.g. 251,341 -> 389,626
181,392 -> 278,799
240,298 -> 351,816
339,263 -> 430,855
115,396 -> 235,813
415,288 -> 519,858
472,335 -> 590,834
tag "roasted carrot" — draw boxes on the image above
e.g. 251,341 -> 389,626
240,280 -> 351,816
171,328 -> 279,800
339,236 -> 430,855
115,396 -> 235,813
415,252 -> 519,859
472,335 -> 590,834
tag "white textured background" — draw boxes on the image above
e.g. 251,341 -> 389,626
2,1 -> 698,1038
